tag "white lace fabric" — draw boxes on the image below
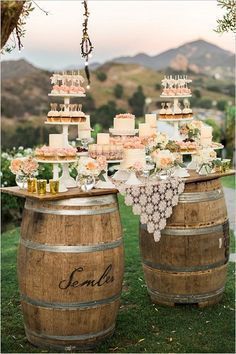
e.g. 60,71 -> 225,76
113,177 -> 185,241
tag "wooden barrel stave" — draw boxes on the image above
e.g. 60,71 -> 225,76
139,178 -> 230,307
18,193 -> 124,350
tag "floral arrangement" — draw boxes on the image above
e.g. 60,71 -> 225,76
146,132 -> 169,153
179,120 -> 201,140
10,157 -> 38,177
151,149 -> 184,174
196,148 -> 218,174
76,156 -> 107,178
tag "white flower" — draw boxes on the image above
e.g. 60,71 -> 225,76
178,183 -> 185,194
159,200 -> 167,212
154,231 -> 161,242
141,214 -> 149,224
165,188 -> 173,200
159,183 -> 166,193
132,187 -> 140,197
125,195 -> 133,206
146,203 -> 154,214
165,207 -> 172,218
147,222 -> 155,233
153,211 -> 160,222
140,194 -> 147,206
133,204 -> 141,215
172,195 -> 178,206
145,185 -> 153,196
152,193 -> 160,204
159,218 -> 166,229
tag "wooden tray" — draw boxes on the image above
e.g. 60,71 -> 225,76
1,171 -> 234,201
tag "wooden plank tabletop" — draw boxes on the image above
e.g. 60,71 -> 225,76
1,170 -> 234,201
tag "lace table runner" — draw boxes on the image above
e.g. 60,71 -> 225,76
113,177 -> 185,242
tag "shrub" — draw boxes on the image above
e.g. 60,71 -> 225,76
114,84 -> 124,99
128,85 -> 146,117
96,71 -> 107,82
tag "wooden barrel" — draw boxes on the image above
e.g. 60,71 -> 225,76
140,178 -> 230,307
18,193 -> 124,351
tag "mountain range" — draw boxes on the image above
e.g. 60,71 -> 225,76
112,39 -> 234,78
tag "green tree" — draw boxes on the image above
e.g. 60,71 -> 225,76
155,83 -> 161,90
128,85 -> 146,117
83,93 -> 96,112
217,100 -> 228,111
96,71 -> 107,82
113,84 -> 124,99
200,99 -> 212,109
193,89 -> 201,99
92,101 -> 120,129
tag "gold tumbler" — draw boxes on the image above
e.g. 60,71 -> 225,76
49,179 -> 59,195
37,179 -> 47,195
27,178 -> 37,193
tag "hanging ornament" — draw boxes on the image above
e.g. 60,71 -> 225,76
80,0 -> 94,87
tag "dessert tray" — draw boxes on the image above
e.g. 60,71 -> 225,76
158,117 -> 193,122
160,95 -> 192,99
45,121 -> 88,126
35,159 -> 77,164
48,93 -> 86,98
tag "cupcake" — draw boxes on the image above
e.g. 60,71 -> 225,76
44,147 -> 56,160
173,103 -> 182,119
165,103 -> 173,119
35,147 -> 44,160
159,103 -> 166,119
60,104 -> 71,122
57,148 -> 67,160
65,147 -> 77,160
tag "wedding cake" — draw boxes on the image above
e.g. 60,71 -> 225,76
113,113 -> 135,133
120,143 -> 146,169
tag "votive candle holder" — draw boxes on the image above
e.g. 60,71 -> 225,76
37,179 -> 47,195
49,179 -> 59,195
27,178 -> 37,193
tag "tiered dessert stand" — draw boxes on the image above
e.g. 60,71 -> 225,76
159,94 -> 193,176
36,92 -> 89,192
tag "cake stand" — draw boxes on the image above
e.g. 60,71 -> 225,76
159,95 -> 193,141
36,159 -> 77,192
109,128 -> 139,136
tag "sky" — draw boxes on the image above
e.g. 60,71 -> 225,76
2,0 -> 235,70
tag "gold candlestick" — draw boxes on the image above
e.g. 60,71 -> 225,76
49,179 -> 59,195
37,179 -> 47,195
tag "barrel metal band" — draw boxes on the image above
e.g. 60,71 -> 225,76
21,292 -> 121,310
178,188 -> 223,203
48,195 -> 117,206
25,203 -> 117,216
20,238 -> 123,253
142,259 -> 227,272
147,286 -> 225,303
141,222 -> 228,236
25,324 -> 115,342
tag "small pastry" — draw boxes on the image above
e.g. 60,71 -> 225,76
60,104 -> 71,122
159,103 -> 166,119
165,103 -> 173,119
173,103 -> 182,119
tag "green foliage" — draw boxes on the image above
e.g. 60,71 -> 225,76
128,85 -> 146,117
217,100 -> 228,111
215,0 -> 236,33
114,84 -> 124,99
200,99 -> 213,109
205,118 -> 222,142
96,71 -> 107,82
155,83 -> 161,90
83,92 -> 96,112
92,101 -> 123,129
193,89 -> 201,98
225,105 -> 236,159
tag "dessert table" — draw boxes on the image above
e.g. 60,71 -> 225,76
1,170 -> 235,350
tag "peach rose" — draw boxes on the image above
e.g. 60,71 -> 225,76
10,159 -> 22,174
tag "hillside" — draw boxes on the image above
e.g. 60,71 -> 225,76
113,39 -> 234,78
1,59 -> 234,119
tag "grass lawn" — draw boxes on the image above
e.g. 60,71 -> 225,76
221,175 -> 235,189
1,196 -> 235,354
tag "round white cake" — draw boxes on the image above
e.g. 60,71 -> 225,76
121,148 -> 146,169
113,113 -> 135,132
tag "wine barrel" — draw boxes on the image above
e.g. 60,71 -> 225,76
18,193 -> 124,351
140,178 -> 230,307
